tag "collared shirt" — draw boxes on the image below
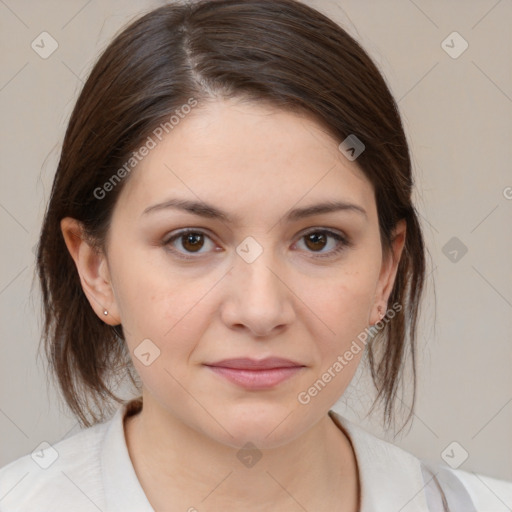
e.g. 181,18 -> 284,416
0,398 -> 511,511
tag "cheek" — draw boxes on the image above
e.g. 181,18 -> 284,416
317,264 -> 379,324
109,241 -> 178,320
307,262 -> 380,364
110,249 -> 214,363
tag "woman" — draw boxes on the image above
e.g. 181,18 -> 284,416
0,0 -> 510,510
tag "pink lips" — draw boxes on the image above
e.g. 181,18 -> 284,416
204,357 -> 305,390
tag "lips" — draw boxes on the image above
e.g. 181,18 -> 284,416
203,357 -> 306,390
204,357 -> 304,370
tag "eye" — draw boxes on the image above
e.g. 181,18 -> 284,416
294,228 -> 350,258
163,227 -> 350,261
164,229 -> 218,259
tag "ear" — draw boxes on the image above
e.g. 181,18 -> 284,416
370,219 -> 406,325
60,217 -> 121,326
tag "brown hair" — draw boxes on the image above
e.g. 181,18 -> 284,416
37,0 -> 428,432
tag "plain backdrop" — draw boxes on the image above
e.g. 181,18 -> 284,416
1,0 -> 511,481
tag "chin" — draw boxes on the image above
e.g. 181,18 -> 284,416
200,402 -> 313,450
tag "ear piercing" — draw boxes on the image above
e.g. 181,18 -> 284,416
103,310 -> 108,316
369,304 -> 387,329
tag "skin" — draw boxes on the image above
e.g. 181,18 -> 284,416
61,97 -> 406,512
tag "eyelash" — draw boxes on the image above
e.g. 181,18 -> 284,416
162,228 -> 351,261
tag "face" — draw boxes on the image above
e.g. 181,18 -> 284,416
64,97 -> 405,449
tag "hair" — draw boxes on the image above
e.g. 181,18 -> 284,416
36,0 -> 428,432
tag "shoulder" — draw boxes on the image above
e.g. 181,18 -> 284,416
0,419 -> 110,512
435,464 -> 512,511
329,410 -> 432,510
328,410 -> 512,511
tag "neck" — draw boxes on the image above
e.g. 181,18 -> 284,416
124,396 -> 360,512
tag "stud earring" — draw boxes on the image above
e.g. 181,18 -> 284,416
103,310 -> 108,316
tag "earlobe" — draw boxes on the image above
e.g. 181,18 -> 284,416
60,217 -> 121,325
371,219 -> 407,324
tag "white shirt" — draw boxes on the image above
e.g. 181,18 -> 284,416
0,398 -> 511,511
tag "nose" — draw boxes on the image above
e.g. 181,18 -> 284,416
220,248 -> 295,338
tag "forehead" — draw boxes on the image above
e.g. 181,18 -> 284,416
116,98 -> 374,221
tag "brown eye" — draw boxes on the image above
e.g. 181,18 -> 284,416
164,229 -> 217,259
296,229 -> 349,258
181,232 -> 205,252
304,232 -> 328,252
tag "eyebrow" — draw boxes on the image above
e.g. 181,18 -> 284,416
142,198 -> 367,222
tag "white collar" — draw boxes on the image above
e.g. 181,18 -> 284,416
101,398 -> 153,511
101,400 -> 429,511
328,410 -> 429,511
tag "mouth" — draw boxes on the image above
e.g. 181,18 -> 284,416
203,357 -> 306,390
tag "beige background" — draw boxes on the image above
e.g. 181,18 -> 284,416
1,0 -> 511,483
